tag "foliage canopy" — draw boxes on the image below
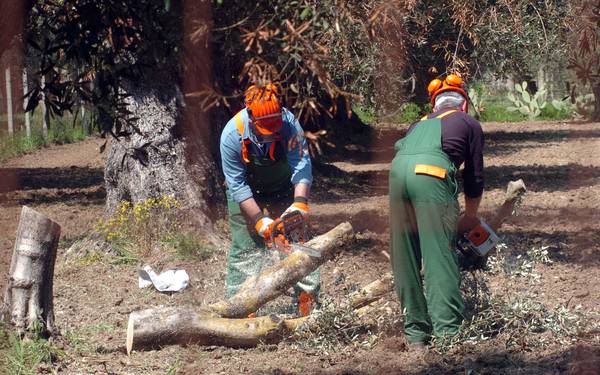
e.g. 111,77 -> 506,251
21,0 -> 575,132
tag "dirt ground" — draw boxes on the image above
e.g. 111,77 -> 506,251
1,120 -> 600,374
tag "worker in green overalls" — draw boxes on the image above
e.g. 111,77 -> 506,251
219,83 -> 319,317
389,74 -> 485,347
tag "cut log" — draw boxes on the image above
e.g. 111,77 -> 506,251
127,307 -> 284,353
126,269 -> 391,353
1,206 -> 61,337
209,222 -> 354,318
488,179 -> 527,231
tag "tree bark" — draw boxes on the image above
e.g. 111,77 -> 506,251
126,263 -> 391,354
1,206 -> 60,337
104,1 -> 222,233
592,84 -> 600,122
5,67 -> 14,135
209,222 -> 354,318
23,68 -> 31,138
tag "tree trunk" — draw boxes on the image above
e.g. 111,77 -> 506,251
23,68 -> 30,138
126,262 -> 391,354
104,1 -> 222,232
103,71 -> 222,230
1,206 -> 61,337
103,75 -> 206,214
5,67 -> 13,135
592,84 -> 600,122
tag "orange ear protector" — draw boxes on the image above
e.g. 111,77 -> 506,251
427,73 -> 468,111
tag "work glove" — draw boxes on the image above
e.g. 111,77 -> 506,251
255,216 -> 275,242
283,198 -> 309,219
457,214 -> 480,235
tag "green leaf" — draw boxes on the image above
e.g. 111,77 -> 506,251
522,81 -> 528,90
300,6 -> 311,20
164,0 -> 171,11
507,92 -> 516,103
514,83 -> 523,93
522,90 -> 531,103
518,107 -> 529,116
507,106 -> 520,112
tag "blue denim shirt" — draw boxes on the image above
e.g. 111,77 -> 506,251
220,107 -> 313,203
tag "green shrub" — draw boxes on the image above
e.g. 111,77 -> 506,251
399,102 -> 421,123
480,103 -> 527,122
506,81 -> 548,119
0,112 -> 93,163
352,105 -> 375,125
538,102 -> 573,120
167,233 -> 217,261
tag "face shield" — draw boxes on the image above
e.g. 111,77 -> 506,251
249,111 -> 283,144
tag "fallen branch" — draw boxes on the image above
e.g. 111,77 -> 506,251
209,222 -> 354,318
126,271 -> 393,354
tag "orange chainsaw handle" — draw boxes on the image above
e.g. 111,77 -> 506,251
266,217 -> 291,253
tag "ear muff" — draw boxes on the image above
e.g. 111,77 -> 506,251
428,79 -> 443,96
428,73 -> 469,111
445,74 -> 463,87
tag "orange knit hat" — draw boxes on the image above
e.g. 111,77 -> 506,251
245,84 -> 283,136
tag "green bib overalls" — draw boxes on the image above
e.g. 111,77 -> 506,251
225,140 -> 320,303
389,110 -> 464,343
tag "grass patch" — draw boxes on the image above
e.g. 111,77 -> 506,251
0,111 -> 93,163
479,103 -> 527,122
538,103 -> 573,120
63,323 -> 117,356
166,233 -> 217,261
0,328 -> 64,375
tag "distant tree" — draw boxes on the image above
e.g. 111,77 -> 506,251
569,0 -> 600,120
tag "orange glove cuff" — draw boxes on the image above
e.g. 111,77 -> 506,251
292,202 -> 309,212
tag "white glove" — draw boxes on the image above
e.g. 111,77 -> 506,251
255,217 -> 275,241
283,201 -> 309,218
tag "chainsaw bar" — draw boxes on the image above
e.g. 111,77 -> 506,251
271,210 -> 321,258
290,243 -> 321,257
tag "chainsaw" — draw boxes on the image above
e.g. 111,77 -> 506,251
455,220 -> 500,270
269,210 -> 321,258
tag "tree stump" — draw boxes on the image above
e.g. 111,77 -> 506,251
1,206 -> 61,337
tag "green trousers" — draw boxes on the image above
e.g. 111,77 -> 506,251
389,153 -> 464,343
225,189 -> 320,301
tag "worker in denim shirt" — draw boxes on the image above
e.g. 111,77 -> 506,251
220,83 -> 318,316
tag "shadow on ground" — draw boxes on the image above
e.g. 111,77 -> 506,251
483,164 -> 600,192
0,167 -> 106,206
0,167 -> 104,191
258,343 -> 600,374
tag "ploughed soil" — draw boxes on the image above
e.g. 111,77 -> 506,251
1,120 -> 600,374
